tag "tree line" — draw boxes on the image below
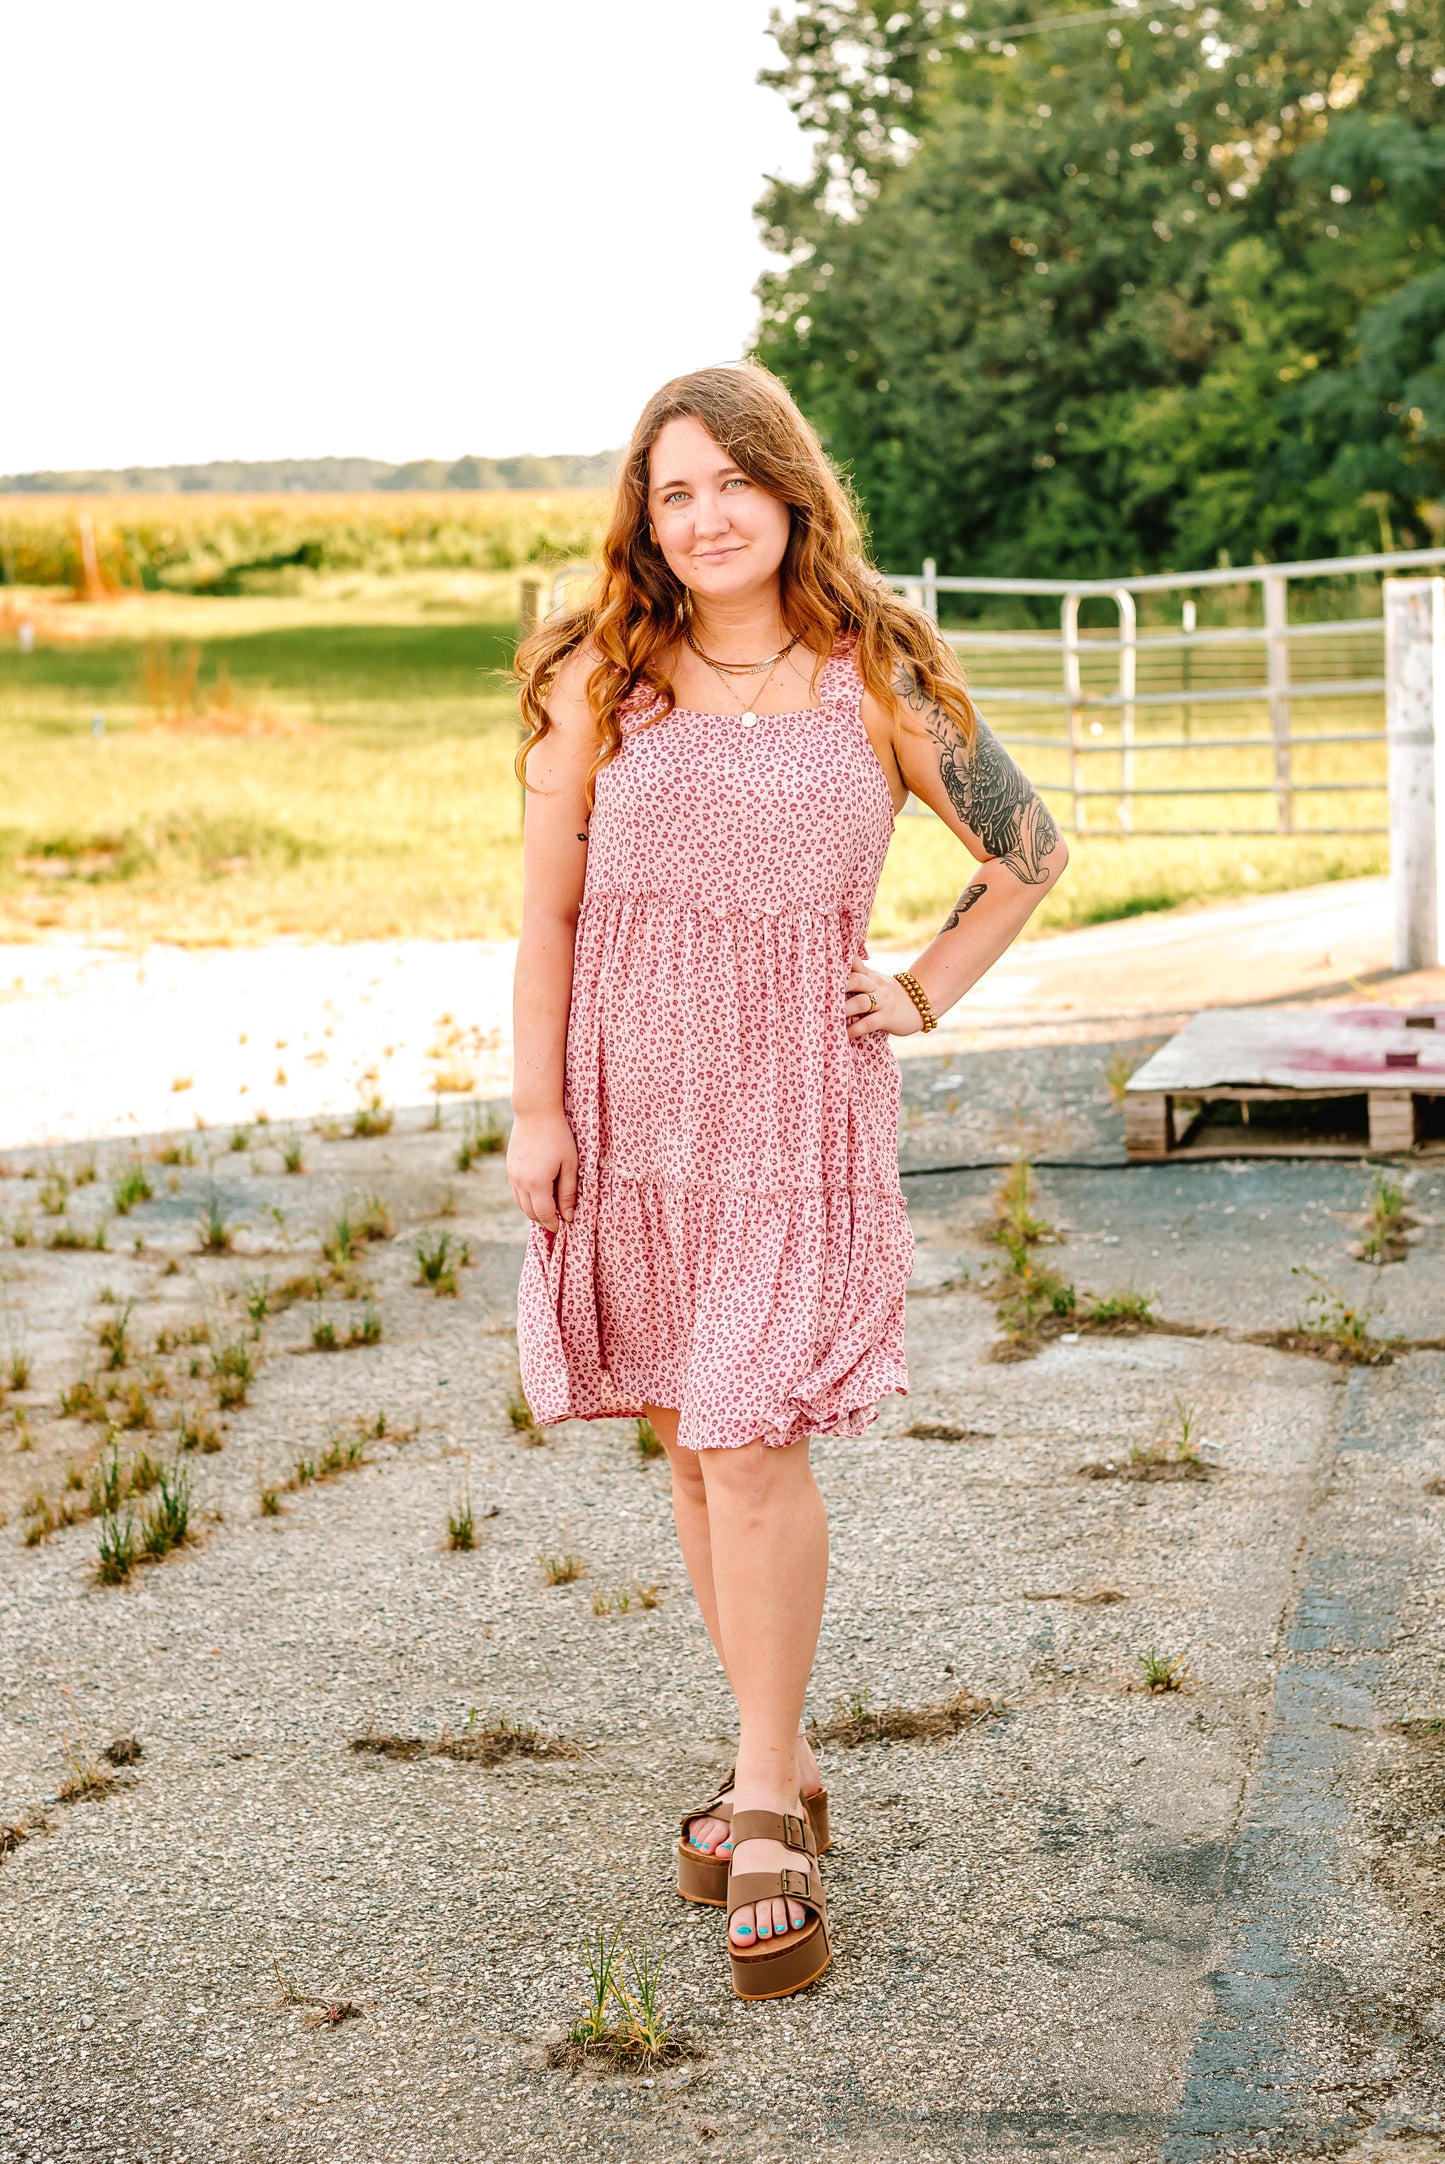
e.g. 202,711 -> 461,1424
755,0 -> 1445,578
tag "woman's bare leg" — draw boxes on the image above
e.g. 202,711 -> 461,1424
698,1436 -> 828,1947
646,1407 -> 824,1864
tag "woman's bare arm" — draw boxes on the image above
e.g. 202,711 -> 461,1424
507,650 -> 596,1227
850,670 -> 1069,1038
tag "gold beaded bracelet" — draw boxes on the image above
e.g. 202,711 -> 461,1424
893,968 -> 938,1033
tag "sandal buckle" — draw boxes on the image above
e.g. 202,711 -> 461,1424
782,1813 -> 806,1851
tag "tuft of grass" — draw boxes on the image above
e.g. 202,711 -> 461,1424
95,1509 -> 138,1584
1139,1647 -> 1192,1694
196,1190 -> 238,1255
1358,1168 -> 1413,1266
47,1218 -> 107,1251
447,1464 -> 476,1552
280,1134 -> 305,1174
258,1484 -> 283,1516
1262,1267 -> 1389,1365
88,1445 -> 126,1517
126,1450 -> 164,1496
153,1138 -> 195,1168
592,1581 -> 661,1616
287,1432 -> 366,1489
989,1155 -> 1055,1250
110,1161 -> 154,1215
810,1685 -> 1004,1749
137,1465 -> 192,1558
354,1193 -> 393,1242
58,1707 -> 117,1803
349,1303 -> 382,1347
228,1125 -> 251,1154
434,1711 -> 581,1767
414,1230 -> 460,1295
634,1416 -> 664,1461
323,1212 -> 357,1266
243,1275 -> 271,1328
39,1169 -> 70,1216
211,1334 -> 255,1409
1103,1047 -> 1148,1106
350,1096 -> 394,1138
456,1104 -> 508,1170
1088,1288 -> 1156,1326
97,1300 -> 136,1370
114,1378 -> 157,1432
177,1406 -> 223,1453
60,1377 -> 107,1422
507,1390 -> 546,1444
551,1929 -> 687,2072
310,1310 -> 340,1352
540,1550 -> 586,1586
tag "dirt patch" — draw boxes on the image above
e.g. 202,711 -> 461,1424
350,1721 -> 581,1769
810,1689 -> 1004,1750
902,1421 -> 993,1442
1019,1586 -> 1124,1605
103,1737 -> 142,1766
1077,1454 -> 1212,1484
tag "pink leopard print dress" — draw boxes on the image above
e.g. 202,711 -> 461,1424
517,635 -> 912,1449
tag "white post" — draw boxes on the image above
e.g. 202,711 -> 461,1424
1116,587 -> 1136,835
1062,592 -> 1086,835
1384,576 -> 1445,970
1264,571 -> 1292,833
922,558 -> 938,622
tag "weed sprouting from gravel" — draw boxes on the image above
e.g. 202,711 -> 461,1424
258,1484 -> 283,1515
1357,1170 -> 1414,1266
177,1406 -> 223,1453
350,1303 -> 382,1346
197,1191 -> 238,1255
1139,1647 -> 1192,1694
1089,1289 -> 1156,1325
311,1309 -> 339,1352
95,1510 -> 138,1583
447,1462 -> 476,1551
5,1335 -> 32,1393
138,1466 -> 192,1559
810,1686 -> 1004,1749
989,1156 -> 1055,1250
288,1433 -> 366,1489
154,1139 -> 195,1168
280,1135 -> 306,1174
540,1551 -> 586,1586
634,1416 -> 663,1461
350,1095 -> 394,1138
228,1126 -> 251,1154
58,1698 -> 117,1803
271,1955 -> 362,2026
549,1928 -> 690,2072
97,1300 -> 136,1370
110,1162 -> 154,1215
211,1335 -> 255,1409
591,1581 -> 661,1616
414,1231 -> 461,1295
508,1390 -> 546,1444
456,1104 -> 507,1170
1254,1269 -> 1392,1365
39,1168 -> 70,1216
243,1276 -> 271,1329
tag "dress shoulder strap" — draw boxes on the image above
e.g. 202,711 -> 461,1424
817,632 -> 865,713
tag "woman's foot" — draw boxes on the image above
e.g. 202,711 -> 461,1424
726,1799 -> 815,1947
686,1733 -> 823,1860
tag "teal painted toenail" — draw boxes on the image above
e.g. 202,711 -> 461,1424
757,1926 -> 771,1938
736,1926 -> 753,1939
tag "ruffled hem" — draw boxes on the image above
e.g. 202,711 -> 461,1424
517,1169 -> 911,1451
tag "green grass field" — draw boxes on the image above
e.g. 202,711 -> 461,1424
0,574 -> 1386,948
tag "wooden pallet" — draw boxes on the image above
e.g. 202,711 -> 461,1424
1124,1005 -> 1445,1161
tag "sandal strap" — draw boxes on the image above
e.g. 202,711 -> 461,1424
678,1764 -> 737,1845
728,1809 -> 814,1854
726,1865 -> 825,1922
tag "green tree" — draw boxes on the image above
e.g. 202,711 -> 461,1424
755,0 -> 1445,576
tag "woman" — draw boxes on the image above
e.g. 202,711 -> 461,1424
508,362 -> 1066,2001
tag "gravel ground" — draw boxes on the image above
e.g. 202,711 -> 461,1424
1,1048 -> 1443,2163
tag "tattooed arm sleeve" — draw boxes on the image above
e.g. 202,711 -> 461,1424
894,668 -> 1061,887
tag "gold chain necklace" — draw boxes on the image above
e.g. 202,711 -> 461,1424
684,628 -> 796,675
690,642 -> 789,729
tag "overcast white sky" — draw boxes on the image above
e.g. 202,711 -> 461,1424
3,1 -> 812,472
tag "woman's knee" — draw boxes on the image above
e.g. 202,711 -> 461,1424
699,1436 -> 814,1508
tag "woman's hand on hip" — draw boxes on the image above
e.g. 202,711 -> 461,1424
844,964 -> 923,1041
507,1110 -> 579,1230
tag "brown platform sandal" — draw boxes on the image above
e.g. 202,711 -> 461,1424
676,1767 -> 831,1907
725,1809 -> 831,2001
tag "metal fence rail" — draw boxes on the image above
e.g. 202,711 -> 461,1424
885,547 -> 1445,839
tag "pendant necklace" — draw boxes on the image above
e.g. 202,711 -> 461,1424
685,630 -> 797,729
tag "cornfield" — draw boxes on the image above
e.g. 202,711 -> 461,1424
0,490 -> 610,593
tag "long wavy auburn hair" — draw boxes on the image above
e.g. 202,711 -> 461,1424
514,361 -> 977,806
